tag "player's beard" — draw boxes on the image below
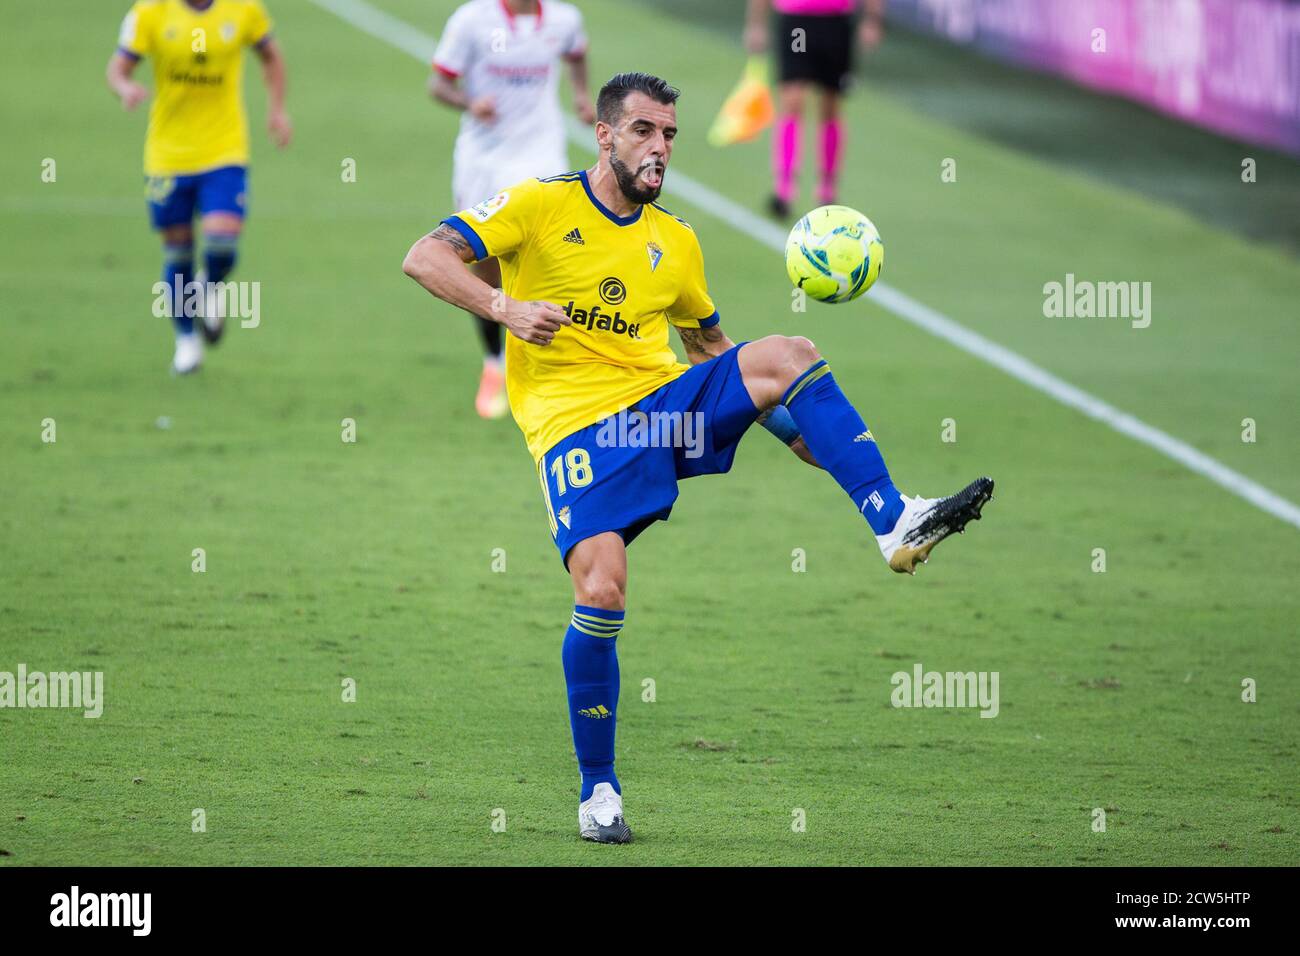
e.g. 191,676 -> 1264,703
609,144 -> 664,205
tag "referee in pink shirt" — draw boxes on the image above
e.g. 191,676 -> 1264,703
744,0 -> 886,218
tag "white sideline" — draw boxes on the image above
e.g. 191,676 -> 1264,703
306,0 -> 1300,531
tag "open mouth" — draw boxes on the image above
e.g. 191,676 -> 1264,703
640,164 -> 664,188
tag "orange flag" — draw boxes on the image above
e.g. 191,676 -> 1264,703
707,57 -> 775,147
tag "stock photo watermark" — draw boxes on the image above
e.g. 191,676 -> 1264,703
891,663 -> 999,718
49,887 -> 150,936
152,279 -> 261,329
1043,273 -> 1151,328
594,409 -> 706,459
0,664 -> 103,718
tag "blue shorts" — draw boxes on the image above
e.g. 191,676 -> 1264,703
145,165 -> 248,230
537,344 -> 760,566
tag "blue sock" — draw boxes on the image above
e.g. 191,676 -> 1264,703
783,360 -> 906,535
203,231 -> 239,284
562,605 -> 624,801
162,241 -> 194,336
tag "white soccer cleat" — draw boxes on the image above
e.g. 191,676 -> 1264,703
171,332 -> 203,375
875,477 -> 995,575
578,782 -> 633,844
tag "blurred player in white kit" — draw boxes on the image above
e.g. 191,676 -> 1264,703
430,0 -> 596,419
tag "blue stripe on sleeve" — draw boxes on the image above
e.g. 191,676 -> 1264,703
697,311 -> 721,329
441,215 -> 487,261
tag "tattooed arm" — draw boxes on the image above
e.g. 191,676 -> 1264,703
676,323 -> 734,365
402,225 -> 570,345
675,323 -> 820,467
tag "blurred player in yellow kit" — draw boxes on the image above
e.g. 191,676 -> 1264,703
106,0 -> 291,374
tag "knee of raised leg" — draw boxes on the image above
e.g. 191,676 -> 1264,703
786,335 -> 821,368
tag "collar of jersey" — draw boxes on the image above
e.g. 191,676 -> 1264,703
579,170 -> 643,227
500,0 -> 543,30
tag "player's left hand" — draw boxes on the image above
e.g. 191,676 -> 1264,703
502,299 -> 572,346
789,437 -> 821,468
858,17 -> 883,51
268,110 -> 293,148
576,100 -> 596,125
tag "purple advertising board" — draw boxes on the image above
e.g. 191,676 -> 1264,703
886,0 -> 1300,156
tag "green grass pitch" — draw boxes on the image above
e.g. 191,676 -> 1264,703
1,0 -> 1297,865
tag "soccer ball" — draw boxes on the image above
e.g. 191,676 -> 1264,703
785,205 -> 884,304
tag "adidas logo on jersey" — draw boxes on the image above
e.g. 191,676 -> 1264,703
562,228 -> 584,245
854,430 -> 875,442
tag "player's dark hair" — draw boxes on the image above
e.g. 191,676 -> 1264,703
596,72 -> 680,126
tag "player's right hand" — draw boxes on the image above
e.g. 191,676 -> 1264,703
119,82 -> 149,111
469,95 -> 497,123
502,299 -> 571,346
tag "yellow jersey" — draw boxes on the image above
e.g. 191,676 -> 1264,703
117,0 -> 273,176
444,171 -> 720,461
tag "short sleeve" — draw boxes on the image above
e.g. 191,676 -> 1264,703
562,7 -> 588,57
243,0 -> 274,48
432,4 -> 475,78
666,230 -> 719,328
440,178 -> 545,262
117,3 -> 153,59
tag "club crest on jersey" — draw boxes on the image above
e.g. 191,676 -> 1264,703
470,191 -> 510,223
646,242 -> 664,273
221,22 -> 237,43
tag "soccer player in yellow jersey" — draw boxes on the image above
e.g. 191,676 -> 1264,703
106,0 -> 291,374
404,73 -> 994,843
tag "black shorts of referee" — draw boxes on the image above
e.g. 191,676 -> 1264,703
774,12 -> 854,93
